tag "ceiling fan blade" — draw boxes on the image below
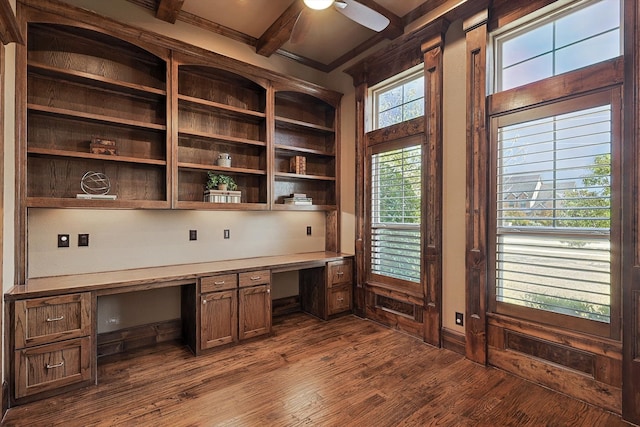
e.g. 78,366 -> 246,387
334,0 -> 390,32
290,9 -> 312,45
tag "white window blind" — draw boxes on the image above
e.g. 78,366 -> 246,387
496,104 -> 612,323
371,145 -> 421,283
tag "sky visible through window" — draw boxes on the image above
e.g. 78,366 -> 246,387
498,0 -> 621,91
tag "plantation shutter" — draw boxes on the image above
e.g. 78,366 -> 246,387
496,103 -> 612,323
370,145 -> 421,283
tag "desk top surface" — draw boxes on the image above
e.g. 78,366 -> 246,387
6,252 -> 352,300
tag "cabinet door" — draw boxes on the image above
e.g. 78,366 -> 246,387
200,291 -> 238,350
239,284 -> 271,340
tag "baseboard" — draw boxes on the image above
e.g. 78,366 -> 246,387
442,327 -> 466,355
272,296 -> 300,317
97,318 -> 182,358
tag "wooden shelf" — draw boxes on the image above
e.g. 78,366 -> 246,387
178,94 -> 265,119
273,204 -> 336,211
175,201 -> 269,211
275,172 -> 336,181
27,197 -> 170,209
28,61 -> 166,98
275,116 -> 334,133
178,129 -> 266,147
27,104 -> 166,131
177,162 -> 266,175
28,147 -> 167,166
274,144 -> 334,157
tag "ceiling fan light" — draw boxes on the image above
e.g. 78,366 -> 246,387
303,0 -> 334,10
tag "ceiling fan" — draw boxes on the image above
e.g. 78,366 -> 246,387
292,0 -> 391,44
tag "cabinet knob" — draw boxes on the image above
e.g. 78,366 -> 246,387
46,315 -> 65,322
46,361 -> 65,369
202,299 -> 207,305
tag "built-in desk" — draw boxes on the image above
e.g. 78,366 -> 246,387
5,251 -> 353,406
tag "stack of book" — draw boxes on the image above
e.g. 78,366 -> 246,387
284,193 -> 312,205
289,156 -> 307,174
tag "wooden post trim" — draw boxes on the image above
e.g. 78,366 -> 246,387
464,9 -> 488,365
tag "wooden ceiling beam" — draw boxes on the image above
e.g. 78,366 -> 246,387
156,0 -> 185,24
256,0 -> 304,57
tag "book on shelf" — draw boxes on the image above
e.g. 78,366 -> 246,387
290,193 -> 307,198
289,156 -> 306,174
284,197 -> 312,205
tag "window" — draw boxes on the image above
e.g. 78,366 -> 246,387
370,145 -> 421,284
372,69 -> 424,130
494,0 -> 622,91
496,97 -> 614,325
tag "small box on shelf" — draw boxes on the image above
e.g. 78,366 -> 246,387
204,189 -> 241,203
90,138 -> 117,155
289,156 -> 306,175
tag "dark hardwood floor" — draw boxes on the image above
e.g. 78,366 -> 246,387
2,313 -> 631,426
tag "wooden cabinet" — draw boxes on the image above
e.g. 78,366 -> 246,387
175,61 -> 269,209
24,23 -> 169,209
274,90 -> 338,210
238,270 -> 271,340
198,274 -> 238,351
301,259 -> 353,320
13,293 -> 93,400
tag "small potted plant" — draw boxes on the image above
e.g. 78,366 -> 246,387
206,172 -> 237,191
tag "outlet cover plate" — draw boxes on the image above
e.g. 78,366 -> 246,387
58,234 -> 70,248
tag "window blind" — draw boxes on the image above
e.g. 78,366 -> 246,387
496,104 -> 612,323
370,145 -> 421,283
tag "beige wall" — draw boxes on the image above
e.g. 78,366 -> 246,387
442,20 -> 467,332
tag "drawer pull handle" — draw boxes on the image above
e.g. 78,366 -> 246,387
46,361 -> 64,369
336,272 -> 344,276
46,315 -> 65,322
337,297 -> 344,302
250,276 -> 261,281
213,281 -> 225,285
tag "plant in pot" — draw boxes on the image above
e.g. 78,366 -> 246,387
206,172 -> 237,191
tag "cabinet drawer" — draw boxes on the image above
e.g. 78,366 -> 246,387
15,293 -> 92,349
328,260 -> 353,287
15,336 -> 92,399
239,270 -> 271,287
200,273 -> 238,293
328,284 -> 352,316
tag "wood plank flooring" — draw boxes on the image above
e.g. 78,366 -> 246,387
1,313 -> 632,426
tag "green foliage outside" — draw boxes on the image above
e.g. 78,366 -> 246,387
523,293 -> 610,323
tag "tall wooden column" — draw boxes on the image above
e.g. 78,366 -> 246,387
463,9 -> 488,365
421,27 -> 447,347
622,0 -> 640,423
353,77 -> 368,317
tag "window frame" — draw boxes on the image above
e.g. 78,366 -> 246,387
492,0 -> 623,93
370,65 -> 425,131
488,70 -> 623,339
366,132 -> 425,296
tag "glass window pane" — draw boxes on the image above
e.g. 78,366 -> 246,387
403,99 -> 424,121
556,31 -> 620,74
502,23 -> 553,68
555,0 -> 620,48
502,54 -> 553,90
403,78 -> 424,103
378,86 -> 402,112
379,106 -> 402,128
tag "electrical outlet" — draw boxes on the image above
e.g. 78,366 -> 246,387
57,234 -> 70,248
306,226 -> 312,236
455,312 -> 464,326
224,229 -> 230,239
78,233 -> 89,247
189,230 -> 197,241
